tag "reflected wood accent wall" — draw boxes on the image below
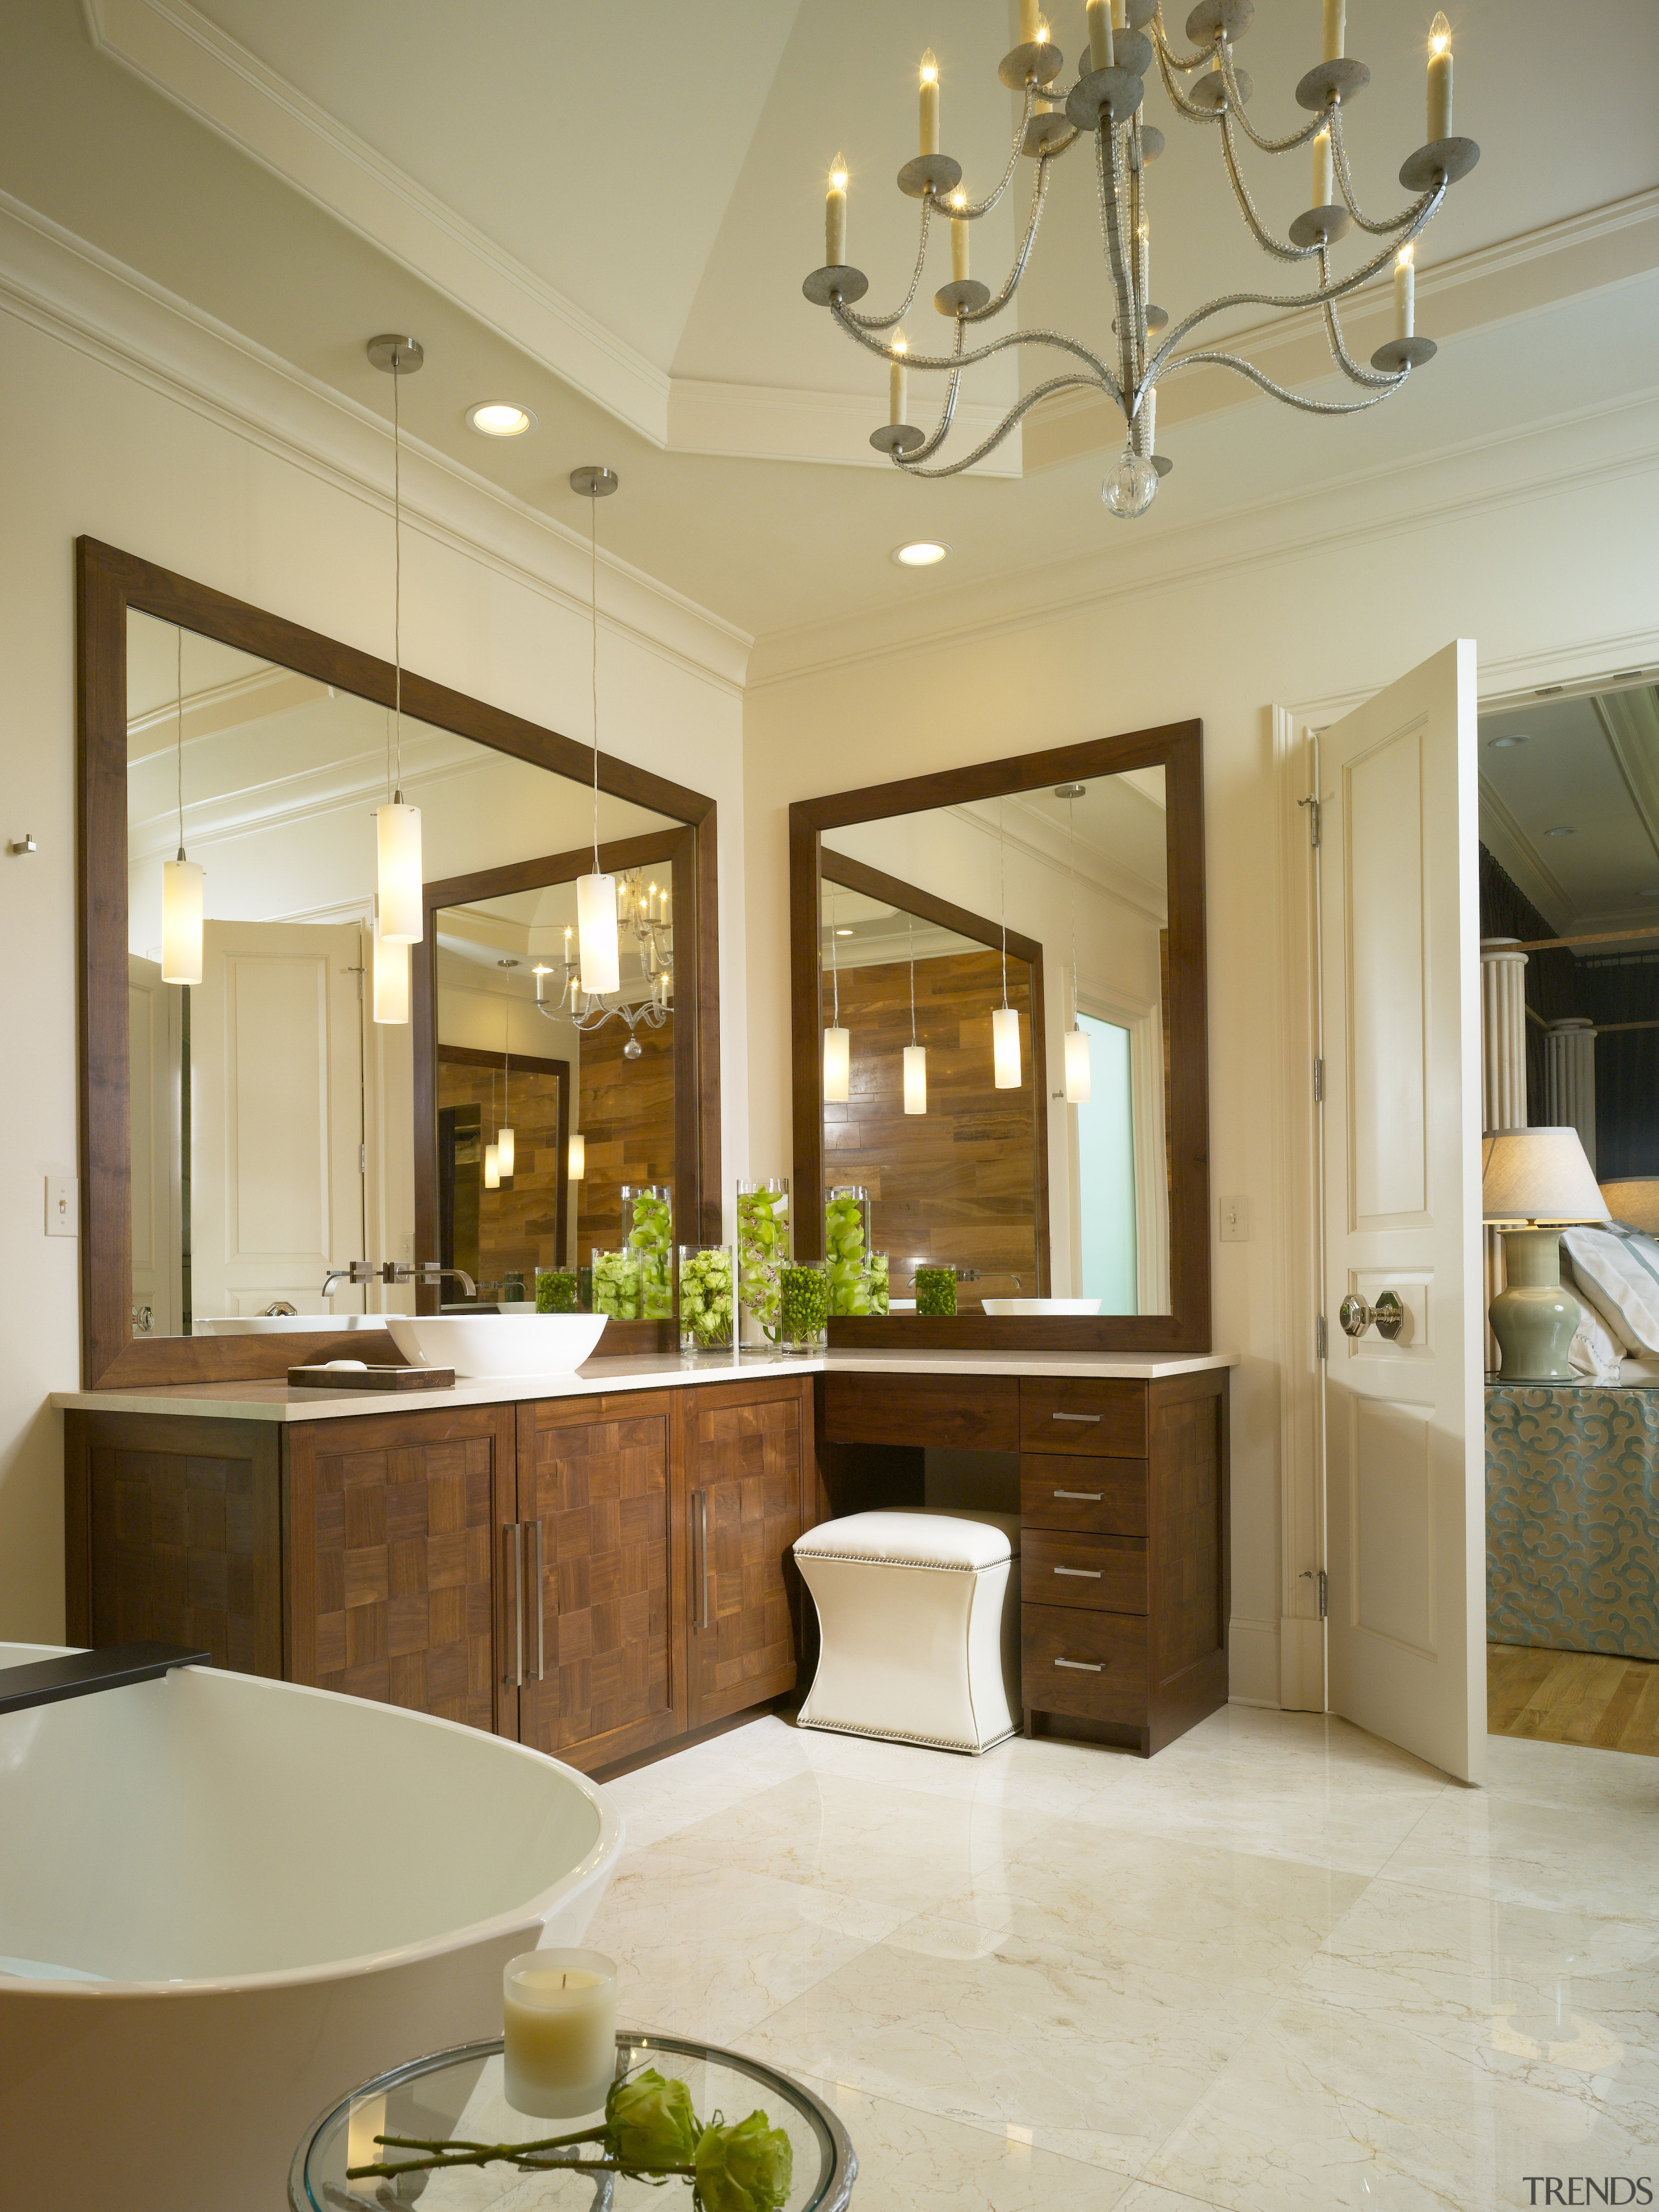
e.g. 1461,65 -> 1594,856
437,1047 -> 569,1285
824,949 -> 1041,1294
576,1015 -> 677,1263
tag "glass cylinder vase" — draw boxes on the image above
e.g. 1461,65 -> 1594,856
590,1248 -> 644,1320
736,1178 -> 789,1347
621,1183 -> 674,1320
679,1244 -> 736,1353
778,1259 -> 830,1354
535,1268 -> 580,1313
824,1185 -> 872,1316
911,1260 -> 957,1317
867,1250 -> 890,1317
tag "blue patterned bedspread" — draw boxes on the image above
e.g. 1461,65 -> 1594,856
1487,1385 -> 1659,1660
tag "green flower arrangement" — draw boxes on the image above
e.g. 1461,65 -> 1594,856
779,1262 -> 829,1351
624,1187 -> 675,1321
914,1264 -> 957,1317
347,2064 -> 793,2210
592,1249 -> 644,1320
825,1189 -> 870,1316
535,1269 -> 580,1313
868,1250 -> 890,1316
736,1182 -> 788,1340
680,1246 -> 736,1351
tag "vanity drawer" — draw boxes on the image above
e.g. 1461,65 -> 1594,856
1021,1460 -> 1147,1537
1022,1531 -> 1147,1614
1022,1602 -> 1147,1723
821,1369 -> 1017,1452
1019,1379 -> 1146,1458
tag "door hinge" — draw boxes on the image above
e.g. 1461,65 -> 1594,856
1302,1566 -> 1328,1619
1313,1057 -> 1325,1104
359,1143 -> 367,1172
1315,1313 -> 1327,1361
1298,795 -> 1321,848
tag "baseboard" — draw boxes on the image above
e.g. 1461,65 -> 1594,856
1227,1616 -> 1281,1708
1278,1614 -> 1327,1712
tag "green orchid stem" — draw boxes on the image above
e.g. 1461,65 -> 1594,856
347,2145 -> 693,2180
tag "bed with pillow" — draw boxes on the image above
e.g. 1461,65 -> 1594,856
1486,1220 -> 1659,1663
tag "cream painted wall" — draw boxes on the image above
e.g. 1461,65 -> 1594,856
0,284 -> 747,1642
743,445 -> 1659,1706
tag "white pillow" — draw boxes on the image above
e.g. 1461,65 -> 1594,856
1560,1250 -> 1626,1381
1562,1226 -> 1659,1356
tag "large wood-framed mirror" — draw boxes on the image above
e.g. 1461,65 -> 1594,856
789,723 -> 1209,1351
78,537 -> 720,1388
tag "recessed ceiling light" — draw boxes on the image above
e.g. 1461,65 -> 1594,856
1487,734 -> 1529,749
835,927 -> 854,936
892,541 -> 951,567
1544,826 -> 1576,838
467,402 -> 537,437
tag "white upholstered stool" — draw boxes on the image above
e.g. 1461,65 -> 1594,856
793,1508 -> 1021,1755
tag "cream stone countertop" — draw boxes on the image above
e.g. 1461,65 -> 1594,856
53,1345 -> 1238,1425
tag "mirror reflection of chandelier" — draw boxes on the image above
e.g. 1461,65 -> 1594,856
533,867 -> 673,1058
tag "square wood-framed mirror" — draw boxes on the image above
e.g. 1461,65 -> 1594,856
76,536 -> 721,1389
789,721 -> 1210,1351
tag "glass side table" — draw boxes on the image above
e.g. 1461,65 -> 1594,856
290,2029 -> 856,2212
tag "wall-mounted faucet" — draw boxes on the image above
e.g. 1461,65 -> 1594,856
384,1260 -> 478,1298
320,1259 -> 377,1300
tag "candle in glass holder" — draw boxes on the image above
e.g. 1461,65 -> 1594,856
502,1949 -> 617,2118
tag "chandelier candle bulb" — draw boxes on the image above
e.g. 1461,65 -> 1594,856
890,333 -> 908,426
1312,127 -> 1334,209
375,800 -> 424,943
1395,244 -> 1415,339
1427,13 -> 1453,140
904,1042 -> 928,1115
951,196 -> 970,281
992,1005 -> 1021,1089
576,872 -> 620,997
1323,0 -> 1345,62
826,154 -> 847,265
919,51 -> 939,156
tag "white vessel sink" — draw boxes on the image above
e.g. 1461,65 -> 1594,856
192,1312 -> 379,1335
981,1298 -> 1103,1316
387,1312 -> 609,1377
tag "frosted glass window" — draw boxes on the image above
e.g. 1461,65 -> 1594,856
1076,1014 -> 1137,1314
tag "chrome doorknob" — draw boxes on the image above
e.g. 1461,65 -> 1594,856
1339,1290 -> 1404,1341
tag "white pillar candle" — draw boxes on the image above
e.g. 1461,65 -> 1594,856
889,334 -> 908,425
826,154 -> 847,264
502,1950 -> 617,2119
918,51 -> 939,154
951,196 -> 970,282
1312,126 -> 1334,207
1394,244 -> 1415,338
1087,0 -> 1113,69
1427,13 -> 1453,139
1323,0 -> 1345,62
903,1043 -> 927,1115
993,1005 -> 1021,1089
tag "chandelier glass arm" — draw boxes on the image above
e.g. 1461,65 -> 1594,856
1097,122 -> 1141,406
842,198 -> 936,332
962,157 -> 1052,324
1157,347 -> 1402,415
829,297 -> 1117,393
1218,115 -> 1321,262
1152,7 -> 1217,75
1154,31 -> 1222,114
1316,245 -> 1408,391
955,80 -> 1038,221
1216,44 -> 1330,157
1329,108 -> 1439,237
894,371 -> 1109,478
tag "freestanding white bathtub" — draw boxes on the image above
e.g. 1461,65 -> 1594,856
0,1645 -> 623,2212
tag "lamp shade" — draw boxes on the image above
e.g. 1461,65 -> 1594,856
568,1132 -> 585,1180
576,872 -> 620,996
484,1142 -> 501,1191
375,800 -> 424,942
496,1125 -> 515,1178
1064,1025 -> 1091,1104
992,1005 -> 1021,1089
1481,1126 -> 1610,1225
371,924 -> 409,1025
161,856 -> 203,986
823,1024 -> 850,1104
903,1042 -> 927,1115
1599,1178 -> 1659,1235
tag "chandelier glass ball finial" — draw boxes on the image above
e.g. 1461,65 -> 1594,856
1102,447 -> 1158,519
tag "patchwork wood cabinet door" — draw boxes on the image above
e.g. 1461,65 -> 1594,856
685,1376 -> 810,1730
284,1403 -> 516,1733
513,1392 -> 682,1773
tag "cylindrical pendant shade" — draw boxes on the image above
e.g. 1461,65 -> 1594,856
992,1006 -> 1021,1089
1065,1025 -> 1092,1104
903,1042 -> 927,1115
577,872 -> 620,996
376,801 -> 424,942
823,1024 -> 850,1104
568,1132 -> 585,1180
497,1126 -> 515,1178
161,857 -> 203,986
371,927 -> 409,1024
484,1143 -> 501,1191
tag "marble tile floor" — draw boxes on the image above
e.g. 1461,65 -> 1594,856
587,1706 -> 1659,2212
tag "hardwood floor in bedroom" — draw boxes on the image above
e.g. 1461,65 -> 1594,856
1489,1641 -> 1659,1756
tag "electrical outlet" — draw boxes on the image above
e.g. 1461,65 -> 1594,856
46,1175 -> 79,1237
1219,1194 -> 1250,1242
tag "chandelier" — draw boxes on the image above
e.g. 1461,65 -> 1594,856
533,867 -> 673,1058
804,0 -> 1478,517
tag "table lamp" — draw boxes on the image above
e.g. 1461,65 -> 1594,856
1482,1126 -> 1610,1380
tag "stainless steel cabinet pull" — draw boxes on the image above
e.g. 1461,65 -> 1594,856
1053,1489 -> 1104,1500
700,1491 -> 711,1630
504,1523 -> 524,1687
1054,1565 -> 1102,1578
531,1520 -> 546,1683
1054,1656 -> 1104,1671
691,1490 -> 710,1633
1052,1411 -> 1102,1423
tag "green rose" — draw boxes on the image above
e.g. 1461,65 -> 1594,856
693,2111 -> 793,2212
605,2068 -> 699,2172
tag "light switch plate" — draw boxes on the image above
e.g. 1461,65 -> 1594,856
1219,1194 -> 1250,1242
46,1175 -> 79,1237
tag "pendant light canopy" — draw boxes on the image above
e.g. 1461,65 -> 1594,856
368,334 -> 426,946
371,914 -> 410,1025
1060,782 -> 1091,1104
823,887 -> 850,1104
160,627 -> 203,986
572,464 -> 623,1001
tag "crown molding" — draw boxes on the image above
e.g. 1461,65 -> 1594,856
0,189 -> 751,693
666,377 -> 1021,477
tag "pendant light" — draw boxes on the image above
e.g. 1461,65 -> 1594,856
497,997 -> 515,1178
368,336 -> 425,945
371,905 -> 410,1025
1060,782 -> 1091,1104
160,625 -> 203,986
568,1132 -> 585,1180
903,913 -> 926,1114
823,887 -> 850,1104
484,1067 -> 500,1190
992,797 -> 1021,1089
571,465 -> 621,997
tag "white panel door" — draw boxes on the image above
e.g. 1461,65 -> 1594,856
190,920 -> 367,1321
1319,640 -> 1485,1782
128,954 -> 180,1337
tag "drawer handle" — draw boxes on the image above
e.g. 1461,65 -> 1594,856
1054,1656 -> 1104,1672
1054,1566 -> 1102,1578
1053,1489 -> 1104,1501
1052,1411 -> 1103,1423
